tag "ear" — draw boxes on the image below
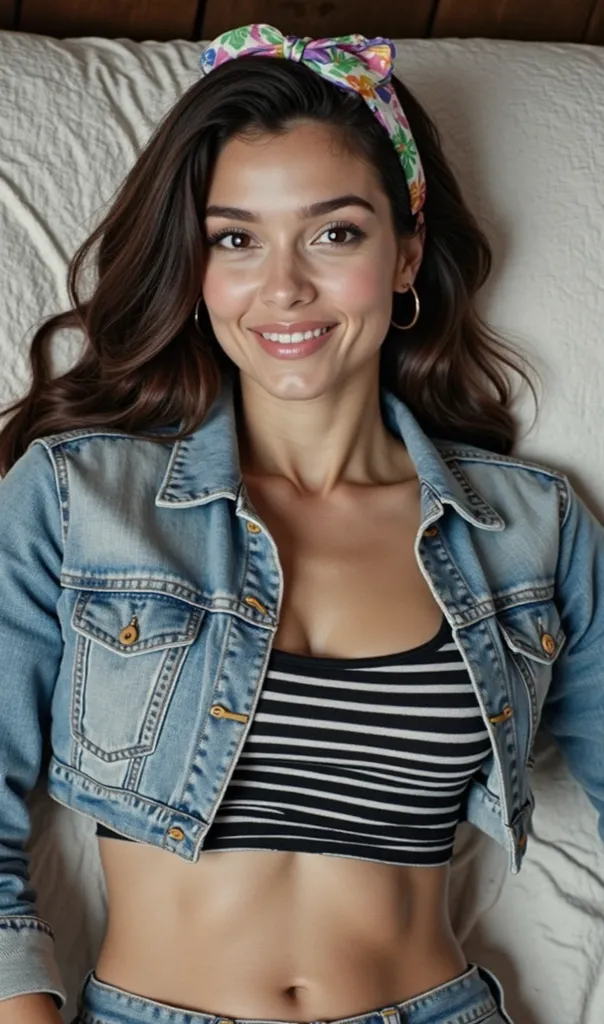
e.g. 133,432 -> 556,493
393,230 -> 424,291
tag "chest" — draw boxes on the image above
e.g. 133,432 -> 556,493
242,476 -> 444,658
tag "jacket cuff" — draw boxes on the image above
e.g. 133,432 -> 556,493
0,919 -> 66,1008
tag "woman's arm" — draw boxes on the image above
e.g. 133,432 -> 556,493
0,993 -> 63,1023
541,476 -> 604,838
0,444 -> 67,1009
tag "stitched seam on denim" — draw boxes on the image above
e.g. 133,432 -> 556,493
447,460 -> 501,523
49,758 -> 186,825
558,474 -> 572,530
0,915 -> 54,937
428,523 -> 480,610
469,1006 -> 504,1023
70,631 -> 88,771
54,446 -> 71,544
439,446 -> 567,481
72,594 -> 203,652
486,614 -> 520,809
39,443 -> 70,547
182,610 -> 236,835
61,573 -> 208,603
156,434 -> 185,501
400,985 -> 495,1017
61,575 -> 276,627
492,585 -> 555,612
239,493 -> 253,611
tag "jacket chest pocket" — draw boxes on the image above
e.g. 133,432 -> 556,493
69,590 -> 204,761
495,597 -> 566,747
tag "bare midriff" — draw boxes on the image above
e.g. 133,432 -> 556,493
95,845 -> 467,1020
95,455 -> 470,1020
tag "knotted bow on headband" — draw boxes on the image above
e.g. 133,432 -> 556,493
199,23 -> 426,224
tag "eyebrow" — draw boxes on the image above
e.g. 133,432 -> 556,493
204,194 -> 377,222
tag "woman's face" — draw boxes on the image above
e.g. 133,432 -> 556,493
202,119 -> 422,401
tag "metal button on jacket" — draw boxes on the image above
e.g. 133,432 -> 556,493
244,595 -> 268,615
119,617 -> 139,645
541,633 -> 556,655
489,705 -> 513,725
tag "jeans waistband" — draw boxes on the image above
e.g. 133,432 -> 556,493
75,962 -> 512,1024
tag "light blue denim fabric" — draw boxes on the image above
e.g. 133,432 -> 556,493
71,963 -> 513,1024
1,375 -> 604,1007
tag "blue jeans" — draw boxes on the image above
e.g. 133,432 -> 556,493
71,963 -> 514,1024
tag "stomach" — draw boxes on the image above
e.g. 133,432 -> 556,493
94,841 -> 468,1020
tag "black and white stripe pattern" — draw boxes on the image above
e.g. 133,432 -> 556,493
204,614 -> 492,866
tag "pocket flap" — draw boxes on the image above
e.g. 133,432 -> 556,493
496,599 -> 566,664
71,590 -> 203,655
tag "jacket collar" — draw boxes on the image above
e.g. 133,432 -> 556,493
155,377 -> 504,530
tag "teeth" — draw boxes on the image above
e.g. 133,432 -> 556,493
260,325 -> 333,343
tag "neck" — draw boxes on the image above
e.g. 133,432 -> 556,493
235,366 -> 412,496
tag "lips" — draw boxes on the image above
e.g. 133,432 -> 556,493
251,323 -> 338,360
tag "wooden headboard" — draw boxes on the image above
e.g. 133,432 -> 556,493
1,1 -> 603,45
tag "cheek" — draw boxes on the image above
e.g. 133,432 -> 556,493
326,263 -> 390,313
202,263 -> 253,318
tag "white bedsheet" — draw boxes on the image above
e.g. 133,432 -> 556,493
0,30 -> 603,1023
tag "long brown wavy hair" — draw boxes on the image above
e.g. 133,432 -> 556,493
0,55 -> 539,475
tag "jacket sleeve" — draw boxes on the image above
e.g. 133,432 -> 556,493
0,441 -> 67,1007
541,475 -> 604,843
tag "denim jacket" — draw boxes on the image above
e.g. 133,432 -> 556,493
1,378 -> 604,1007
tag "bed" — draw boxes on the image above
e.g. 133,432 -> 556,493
1,7 -> 604,1024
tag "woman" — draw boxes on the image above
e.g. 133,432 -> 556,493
0,21 -> 603,1024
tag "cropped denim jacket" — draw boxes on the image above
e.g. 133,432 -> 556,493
1,378 -> 604,1007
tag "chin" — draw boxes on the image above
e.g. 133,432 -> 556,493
252,369 -> 338,402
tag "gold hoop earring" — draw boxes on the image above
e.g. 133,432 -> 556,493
391,284 -> 420,330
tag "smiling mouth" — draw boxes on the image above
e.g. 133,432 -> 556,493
253,325 -> 337,344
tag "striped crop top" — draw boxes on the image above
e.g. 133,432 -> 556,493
96,613 -> 492,866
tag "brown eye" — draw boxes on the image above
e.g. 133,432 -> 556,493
227,233 -> 249,249
317,223 -> 365,246
208,230 -> 253,250
326,227 -> 349,244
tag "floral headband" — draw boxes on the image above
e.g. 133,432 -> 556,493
199,23 -> 426,227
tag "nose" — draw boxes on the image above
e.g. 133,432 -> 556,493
258,248 -> 317,309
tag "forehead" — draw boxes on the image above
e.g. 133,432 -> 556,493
206,120 -> 382,206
